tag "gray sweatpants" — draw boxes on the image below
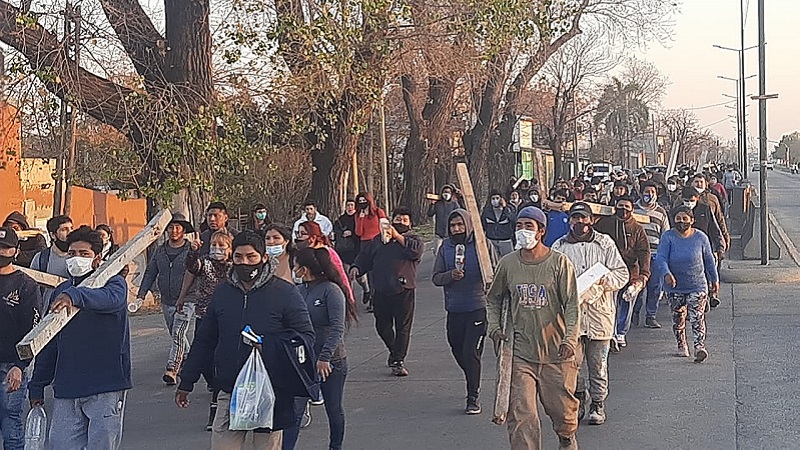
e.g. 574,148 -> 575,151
575,337 -> 610,405
49,390 -> 127,450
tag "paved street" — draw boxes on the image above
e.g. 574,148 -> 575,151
29,174 -> 800,450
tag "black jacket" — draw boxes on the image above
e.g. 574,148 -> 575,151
481,205 -> 515,241
333,213 -> 358,264
3,212 -> 47,268
352,233 -> 425,295
178,268 -> 316,431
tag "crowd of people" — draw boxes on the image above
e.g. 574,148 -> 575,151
0,161 -> 739,449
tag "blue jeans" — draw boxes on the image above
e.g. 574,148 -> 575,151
282,358 -> 348,450
0,363 -> 28,450
633,270 -> 664,320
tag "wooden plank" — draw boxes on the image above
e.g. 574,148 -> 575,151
454,162 -> 494,288
15,266 -> 66,287
16,229 -> 45,239
541,200 -> 650,224
425,193 -> 441,201
16,210 -> 172,360
492,295 -> 514,425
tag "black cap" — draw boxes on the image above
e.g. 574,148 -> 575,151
168,213 -> 196,234
0,227 -> 19,248
568,202 -> 593,218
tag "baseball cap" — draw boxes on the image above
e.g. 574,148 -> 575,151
568,202 -> 593,218
516,206 -> 547,229
0,227 -> 19,248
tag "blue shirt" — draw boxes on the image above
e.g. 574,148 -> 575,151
544,211 -> 570,247
655,230 -> 719,294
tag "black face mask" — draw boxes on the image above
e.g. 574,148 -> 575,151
674,222 -> 691,233
358,202 -> 369,210
615,208 -> 632,220
0,255 -> 14,268
54,239 -> 70,252
234,262 -> 264,283
393,223 -> 410,234
451,232 -> 467,245
294,239 -> 309,250
570,223 -> 592,238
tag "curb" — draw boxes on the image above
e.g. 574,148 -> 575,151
719,265 -> 800,284
768,212 -> 800,266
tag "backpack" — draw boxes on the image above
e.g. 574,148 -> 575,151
37,247 -> 51,273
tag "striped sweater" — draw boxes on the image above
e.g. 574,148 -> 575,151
634,202 -> 670,255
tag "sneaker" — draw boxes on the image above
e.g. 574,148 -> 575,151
576,391 -> 587,421
609,338 -> 620,353
206,402 -> 217,432
644,317 -> 662,329
694,348 -> 708,363
587,403 -> 606,425
465,397 -> 481,415
558,435 -> 579,450
300,401 -> 312,428
309,393 -> 324,406
710,295 -> 721,308
163,371 -> 177,386
362,291 -> 372,305
675,346 -> 690,357
616,335 -> 627,348
366,304 -> 374,313
392,362 -> 409,377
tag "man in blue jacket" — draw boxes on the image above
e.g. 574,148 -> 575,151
351,207 -> 425,377
177,231 -> 316,448
29,225 -> 131,450
432,209 -> 490,415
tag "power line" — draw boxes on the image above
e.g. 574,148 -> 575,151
683,100 -> 736,111
700,117 -> 729,128
744,0 -> 751,28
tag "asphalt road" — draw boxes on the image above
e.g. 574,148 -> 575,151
24,175 -> 800,449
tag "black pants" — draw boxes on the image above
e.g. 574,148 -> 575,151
373,289 -> 416,364
446,308 -> 487,399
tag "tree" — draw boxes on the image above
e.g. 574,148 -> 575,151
660,109 -> 704,165
774,132 -> 800,164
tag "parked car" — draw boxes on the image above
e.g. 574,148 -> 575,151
752,163 -> 760,172
765,161 -> 775,170
791,164 -> 798,174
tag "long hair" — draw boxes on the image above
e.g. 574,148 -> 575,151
264,223 -> 294,261
295,247 -> 358,325
300,220 -> 331,247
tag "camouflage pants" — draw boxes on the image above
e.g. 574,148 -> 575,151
669,292 -> 707,350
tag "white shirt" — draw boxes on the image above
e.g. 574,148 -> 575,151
293,213 -> 334,238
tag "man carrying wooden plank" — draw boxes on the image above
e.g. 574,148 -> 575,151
432,209 -> 493,415
28,225 -> 131,450
0,227 -> 41,450
487,206 -> 581,450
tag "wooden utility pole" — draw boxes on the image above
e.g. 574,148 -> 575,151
62,3 -> 81,215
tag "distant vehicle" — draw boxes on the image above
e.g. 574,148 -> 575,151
644,165 -> 667,174
752,163 -> 760,172
765,161 -> 775,170
589,163 -> 613,181
791,164 -> 798,174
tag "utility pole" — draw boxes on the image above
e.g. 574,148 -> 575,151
739,0 -> 748,178
63,2 -> 81,215
757,0 -> 768,265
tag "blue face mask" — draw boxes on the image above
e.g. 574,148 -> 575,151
642,194 -> 655,205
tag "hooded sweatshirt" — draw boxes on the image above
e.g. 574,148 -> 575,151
432,209 -> 488,313
594,215 -> 651,283
354,193 -> 386,241
3,212 -> 47,268
427,185 -> 464,238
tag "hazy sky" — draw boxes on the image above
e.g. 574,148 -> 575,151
636,0 -> 799,146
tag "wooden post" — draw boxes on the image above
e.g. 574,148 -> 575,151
455,162 -> 494,288
15,267 -> 66,287
16,210 -> 173,360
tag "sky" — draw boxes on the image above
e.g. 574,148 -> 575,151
636,0 -> 800,147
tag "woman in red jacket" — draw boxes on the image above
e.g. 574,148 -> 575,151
354,193 -> 385,311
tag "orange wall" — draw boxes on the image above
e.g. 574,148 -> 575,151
69,187 -> 147,243
0,103 -> 24,215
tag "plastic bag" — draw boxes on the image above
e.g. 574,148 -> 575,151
229,347 -> 275,430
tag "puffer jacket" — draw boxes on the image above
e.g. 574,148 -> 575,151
552,231 -> 630,340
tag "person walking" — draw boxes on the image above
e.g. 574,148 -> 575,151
552,203 -> 629,426
432,209 -> 489,415
481,190 -> 515,257
95,224 -> 119,261
594,196 -> 650,350
246,204 -> 271,233
176,229 -> 233,430
135,213 -> 194,385
29,226 -> 131,450
354,192 -> 386,309
30,215 -> 73,306
292,200 -> 334,240
487,206 -> 581,450
283,247 -> 358,450
542,190 -> 569,247
295,221 -> 354,308
338,198 -> 373,306
177,231 -> 317,450
2,212 -> 46,268
265,224 -> 294,284
427,185 -> 464,253
0,227 -> 41,450
350,207 -> 424,376
632,182 -> 670,329
655,206 -> 719,362
199,202 -> 239,255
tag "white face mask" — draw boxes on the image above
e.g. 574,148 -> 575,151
491,199 -> 501,207
209,246 -> 227,261
667,184 -> 677,192
515,229 -> 539,250
684,200 -> 697,209
66,256 -> 95,278
442,193 -> 452,201
265,244 -> 285,258
292,270 -> 304,285
695,186 -> 705,194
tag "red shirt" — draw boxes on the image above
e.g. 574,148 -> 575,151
355,208 -> 386,241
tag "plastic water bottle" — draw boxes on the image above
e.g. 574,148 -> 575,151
455,244 -> 466,271
128,297 -> 144,313
25,405 -> 47,450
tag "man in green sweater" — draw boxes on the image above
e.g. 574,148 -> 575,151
487,206 -> 581,450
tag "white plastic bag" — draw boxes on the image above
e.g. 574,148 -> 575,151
229,347 -> 275,430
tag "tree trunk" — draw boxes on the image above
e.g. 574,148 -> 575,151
489,111 -> 517,193
309,110 -> 362,216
